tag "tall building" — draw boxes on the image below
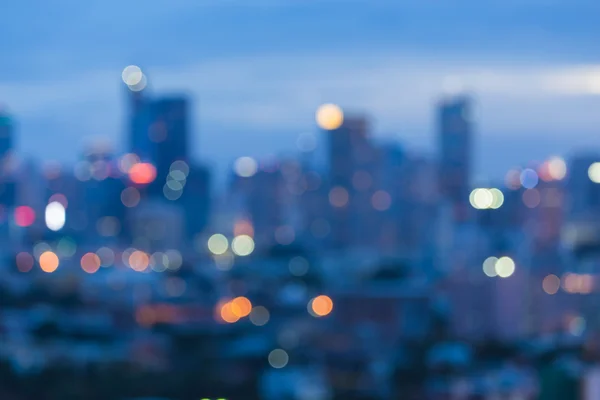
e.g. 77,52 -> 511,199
126,82 -> 190,194
437,95 -> 473,221
0,110 -> 16,209
327,115 -> 377,248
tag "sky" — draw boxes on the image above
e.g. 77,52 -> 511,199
1,0 -> 600,184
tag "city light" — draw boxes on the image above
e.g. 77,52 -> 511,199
268,349 -> 289,369
231,297 -> 252,318
233,156 -> 258,178
469,188 -> 503,210
588,162 -> 600,183
482,256 -> 498,277
129,162 -> 156,184
207,234 -> 229,255
80,252 -> 101,274
520,168 -> 539,189
249,306 -> 270,326
14,206 -> 35,227
316,104 -> 344,130
329,186 -> 349,207
542,274 -> 560,295
371,190 -> 392,211
39,251 -> 59,273
495,256 -> 515,278
232,234 -> 254,256
309,295 -> 333,317
45,201 -> 66,231
547,157 -> 567,180
129,250 -> 150,272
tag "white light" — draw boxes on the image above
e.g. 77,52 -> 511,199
268,349 -> 289,369
234,157 -> 258,178
232,235 -> 255,256
45,201 -> 66,231
122,65 -> 143,86
483,257 -> 498,277
208,234 -> 228,255
548,157 -> 567,180
589,163 -> 600,183
489,188 -> 504,209
470,188 -> 494,209
495,256 -> 515,278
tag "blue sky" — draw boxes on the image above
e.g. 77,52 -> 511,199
2,0 -> 600,183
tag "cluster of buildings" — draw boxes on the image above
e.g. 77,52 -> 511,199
2,66 -> 600,398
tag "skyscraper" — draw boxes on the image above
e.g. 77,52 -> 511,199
327,115 -> 377,248
437,95 -> 472,221
0,110 -> 15,209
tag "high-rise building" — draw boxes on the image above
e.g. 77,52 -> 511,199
126,82 -> 190,193
0,110 -> 16,209
437,95 -> 473,221
327,115 -> 377,248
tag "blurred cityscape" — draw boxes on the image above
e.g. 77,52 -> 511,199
2,65 -> 600,400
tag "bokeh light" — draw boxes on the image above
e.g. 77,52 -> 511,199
122,65 -> 143,86
316,104 -> 344,130
121,187 -> 140,208
329,186 -> 349,208
520,168 -> 539,189
309,295 -> 333,317
495,256 -> 515,278
129,250 -> 150,272
371,190 -> 392,211
231,296 -> 252,318
45,201 -> 66,231
542,274 -> 560,295
14,206 -> 35,227
207,234 -> 229,255
16,252 -> 34,273
588,162 -> 600,183
219,301 -> 240,324
234,157 -> 258,178
268,349 -> 289,369
81,252 -> 101,274
129,163 -> 156,185
232,235 -> 255,256
249,306 -> 270,326
547,157 -> 567,180
482,256 -> 498,277
39,251 -> 59,273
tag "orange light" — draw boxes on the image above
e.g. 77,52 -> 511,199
129,250 -> 149,272
219,300 -> 240,323
129,162 -> 156,185
231,296 -> 252,317
39,251 -> 59,273
81,252 -> 101,274
311,295 -> 333,317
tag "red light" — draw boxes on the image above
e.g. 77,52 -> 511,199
129,163 -> 156,185
15,206 -> 35,227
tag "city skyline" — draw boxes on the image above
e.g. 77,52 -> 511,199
2,1 -> 600,184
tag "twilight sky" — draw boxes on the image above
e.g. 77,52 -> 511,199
1,0 -> 600,184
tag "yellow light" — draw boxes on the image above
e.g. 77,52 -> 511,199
232,235 -> 255,256
316,104 -> 344,130
589,163 -> 600,183
207,234 -> 229,255
489,188 -> 504,209
495,256 -> 515,278
469,188 -> 493,209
